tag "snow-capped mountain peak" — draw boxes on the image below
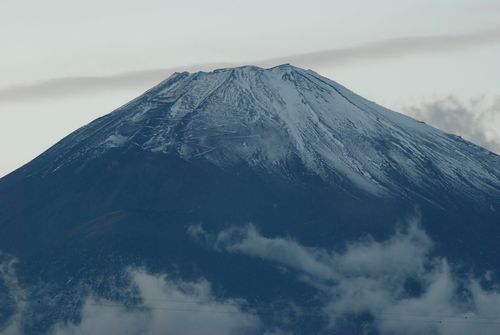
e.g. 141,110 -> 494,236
40,64 -> 500,201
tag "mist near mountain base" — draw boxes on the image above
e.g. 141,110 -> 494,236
2,219 -> 500,334
190,219 -> 500,335
0,267 -> 261,335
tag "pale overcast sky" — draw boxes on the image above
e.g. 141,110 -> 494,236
1,0 -> 499,177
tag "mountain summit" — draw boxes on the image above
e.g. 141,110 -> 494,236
1,65 -> 499,334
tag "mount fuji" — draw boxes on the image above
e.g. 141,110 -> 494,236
0,64 -> 499,334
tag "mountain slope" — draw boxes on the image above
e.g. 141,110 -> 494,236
0,64 -> 499,334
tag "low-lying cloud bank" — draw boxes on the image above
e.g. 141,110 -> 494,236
3,220 -> 500,334
190,221 -> 500,335
405,96 -> 500,154
0,266 -> 261,335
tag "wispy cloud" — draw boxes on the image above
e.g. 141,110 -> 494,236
191,220 -> 500,334
1,28 -> 500,105
0,64 -> 234,105
262,27 -> 500,68
0,254 -> 24,335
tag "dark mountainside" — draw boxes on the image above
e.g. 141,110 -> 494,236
0,65 -> 499,334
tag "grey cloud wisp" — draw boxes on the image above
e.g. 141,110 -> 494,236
264,26 -> 500,67
1,27 -> 500,105
0,65 -> 235,104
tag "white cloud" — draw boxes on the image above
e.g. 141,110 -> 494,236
51,270 -> 260,335
190,224 -> 336,281
192,220 -> 500,335
0,254 -> 25,335
404,96 -> 500,154
1,267 -> 260,335
4,220 -> 500,334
